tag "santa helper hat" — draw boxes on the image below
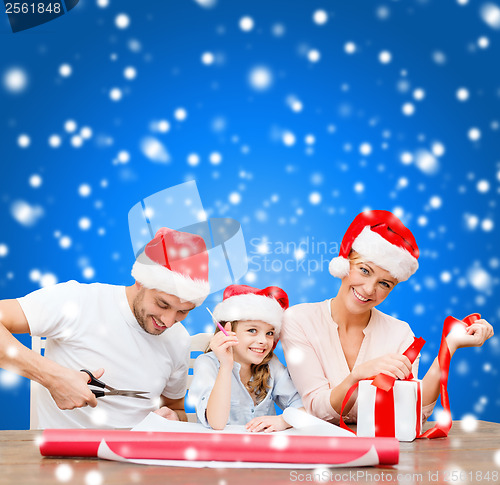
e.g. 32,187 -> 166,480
329,210 -> 419,282
131,227 -> 210,306
213,285 -> 289,339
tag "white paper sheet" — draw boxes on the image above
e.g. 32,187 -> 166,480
131,412 -> 259,434
282,407 -> 354,437
132,408 -> 353,437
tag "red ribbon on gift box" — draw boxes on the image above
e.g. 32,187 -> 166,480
339,313 -> 480,440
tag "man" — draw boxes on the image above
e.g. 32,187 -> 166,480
0,227 -> 210,428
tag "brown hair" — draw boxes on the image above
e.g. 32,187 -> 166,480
206,321 -> 272,403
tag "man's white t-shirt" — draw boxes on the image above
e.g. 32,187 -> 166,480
18,280 -> 190,429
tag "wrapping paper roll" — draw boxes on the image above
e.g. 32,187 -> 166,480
40,429 -> 399,466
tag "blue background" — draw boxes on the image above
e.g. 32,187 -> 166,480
0,0 -> 498,430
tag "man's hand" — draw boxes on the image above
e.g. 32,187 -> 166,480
154,406 -> 180,421
46,368 -> 104,410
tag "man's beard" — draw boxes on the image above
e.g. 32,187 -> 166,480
132,288 -> 162,336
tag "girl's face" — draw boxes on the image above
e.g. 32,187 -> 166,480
339,257 -> 398,315
232,320 -> 275,366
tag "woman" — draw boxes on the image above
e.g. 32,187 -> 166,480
281,210 -> 494,424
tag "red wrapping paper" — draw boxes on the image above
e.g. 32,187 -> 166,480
39,429 -> 399,465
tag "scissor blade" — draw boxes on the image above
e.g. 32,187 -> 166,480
106,390 -> 150,399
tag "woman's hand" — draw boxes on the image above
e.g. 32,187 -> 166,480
209,323 -> 238,368
245,415 -> 291,433
352,353 -> 413,381
446,319 -> 494,354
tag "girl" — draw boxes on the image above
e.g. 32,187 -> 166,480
190,285 -> 304,431
281,210 -> 494,425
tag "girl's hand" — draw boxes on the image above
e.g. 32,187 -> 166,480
245,415 -> 291,433
446,319 -> 494,354
209,323 -> 238,368
352,353 -> 412,381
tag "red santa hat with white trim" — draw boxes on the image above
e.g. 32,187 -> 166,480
131,227 -> 210,306
212,284 -> 289,338
329,210 -> 419,282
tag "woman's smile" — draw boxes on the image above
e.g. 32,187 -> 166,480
352,287 -> 371,302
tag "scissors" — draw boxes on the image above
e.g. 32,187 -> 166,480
81,369 -> 149,400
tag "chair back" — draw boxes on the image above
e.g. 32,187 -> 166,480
30,336 -> 45,430
186,332 -> 212,422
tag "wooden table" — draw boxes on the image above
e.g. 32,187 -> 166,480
1,421 -> 499,485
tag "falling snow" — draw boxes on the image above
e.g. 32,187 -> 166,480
115,13 -> 130,29
3,67 -> 28,93
1,0 -> 498,432
249,66 -> 273,91
140,137 -> 170,163
55,464 -> 74,482
239,16 -> 254,32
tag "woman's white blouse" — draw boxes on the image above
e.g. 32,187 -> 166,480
280,299 -> 436,424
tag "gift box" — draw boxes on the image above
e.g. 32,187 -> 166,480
341,315 -> 481,442
357,379 -> 422,442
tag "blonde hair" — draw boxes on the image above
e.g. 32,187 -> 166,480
206,321 -> 272,403
348,250 -> 399,285
348,250 -> 363,265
